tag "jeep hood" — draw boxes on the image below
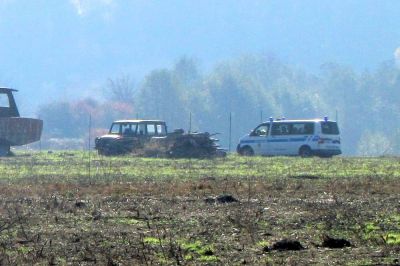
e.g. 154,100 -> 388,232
98,134 -> 121,139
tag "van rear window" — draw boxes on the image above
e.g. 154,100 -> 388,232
321,122 -> 339,135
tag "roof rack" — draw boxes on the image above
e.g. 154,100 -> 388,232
0,87 -> 18,92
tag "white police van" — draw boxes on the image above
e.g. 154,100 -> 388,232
237,117 -> 341,157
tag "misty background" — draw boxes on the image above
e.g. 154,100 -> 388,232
1,0 -> 400,155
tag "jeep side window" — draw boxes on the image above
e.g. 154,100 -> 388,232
156,124 -> 166,135
130,123 -> 138,135
138,124 -> 146,135
147,124 -> 156,135
121,124 -> 131,135
110,123 -> 120,134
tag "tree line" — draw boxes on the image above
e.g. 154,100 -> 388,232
38,55 -> 400,155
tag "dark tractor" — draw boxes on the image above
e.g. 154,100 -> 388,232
95,119 -> 225,158
0,88 -> 43,155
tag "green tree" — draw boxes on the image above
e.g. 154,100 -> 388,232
136,69 -> 186,129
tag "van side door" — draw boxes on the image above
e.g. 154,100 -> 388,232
289,122 -> 315,155
249,124 -> 270,155
269,123 -> 291,155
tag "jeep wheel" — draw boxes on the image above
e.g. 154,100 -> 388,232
97,148 -> 110,156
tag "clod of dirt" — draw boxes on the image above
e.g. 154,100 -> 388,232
204,197 -> 216,204
92,210 -> 102,220
201,176 -> 216,181
216,194 -> 239,204
204,195 -> 239,204
262,245 -> 270,252
289,175 -> 320,180
75,201 -> 86,208
321,235 -> 352,248
202,249 -> 214,256
107,257 -> 118,266
270,239 -> 305,251
15,238 -> 31,244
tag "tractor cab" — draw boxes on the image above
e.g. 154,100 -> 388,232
0,88 -> 43,155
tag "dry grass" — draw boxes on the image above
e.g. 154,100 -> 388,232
0,152 -> 398,265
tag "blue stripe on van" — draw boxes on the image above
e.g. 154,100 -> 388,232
267,139 -> 289,143
241,137 -> 309,144
290,137 -> 308,142
240,140 -> 266,144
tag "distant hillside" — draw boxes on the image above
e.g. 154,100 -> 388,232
1,0 -> 400,114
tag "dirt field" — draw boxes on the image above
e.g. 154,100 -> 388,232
0,152 -> 399,265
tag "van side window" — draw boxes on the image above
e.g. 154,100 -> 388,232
291,123 -> 314,135
271,123 -> 290,135
304,123 -> 314,134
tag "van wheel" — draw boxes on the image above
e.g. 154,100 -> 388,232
240,146 -> 254,156
299,146 -> 312,158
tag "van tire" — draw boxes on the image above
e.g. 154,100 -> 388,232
299,146 -> 312,157
239,146 -> 254,156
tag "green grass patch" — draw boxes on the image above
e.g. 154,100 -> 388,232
180,240 -> 217,262
256,240 -> 269,248
4,151 -> 400,183
384,232 -> 400,245
199,255 -> 218,262
17,246 -> 33,255
108,217 -> 141,225
364,222 -> 380,233
143,236 -> 165,246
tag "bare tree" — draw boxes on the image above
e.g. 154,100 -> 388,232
106,74 -> 136,104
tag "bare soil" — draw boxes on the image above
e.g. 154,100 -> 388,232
0,153 -> 398,265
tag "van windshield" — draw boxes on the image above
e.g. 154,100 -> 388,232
321,122 -> 339,135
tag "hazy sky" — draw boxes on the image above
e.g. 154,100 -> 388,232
0,0 -> 399,114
